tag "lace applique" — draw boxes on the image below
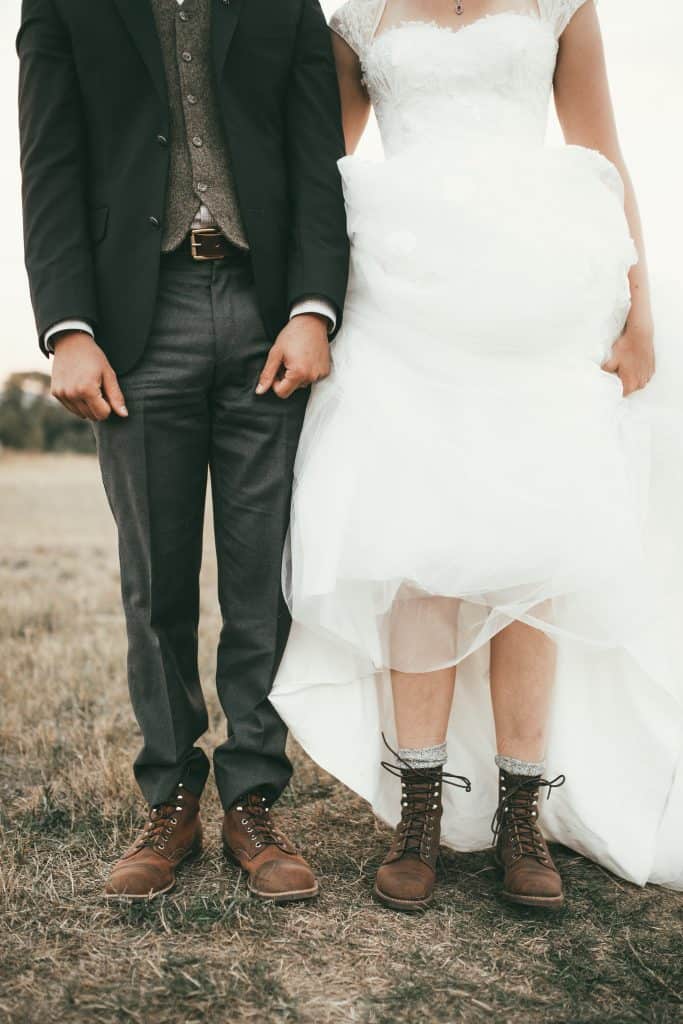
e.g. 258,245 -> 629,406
330,0 -> 386,56
538,0 -> 594,38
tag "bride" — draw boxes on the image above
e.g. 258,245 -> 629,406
270,0 -> 683,909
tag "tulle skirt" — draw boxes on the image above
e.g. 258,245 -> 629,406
271,141 -> 683,889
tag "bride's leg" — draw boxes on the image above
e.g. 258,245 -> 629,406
388,591 -> 459,760
489,618 -> 565,910
391,666 -> 456,754
490,620 -> 555,764
375,665 -> 458,912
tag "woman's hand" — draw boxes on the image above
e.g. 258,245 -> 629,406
602,325 -> 655,396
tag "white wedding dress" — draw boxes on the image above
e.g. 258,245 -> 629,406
272,0 -> 683,889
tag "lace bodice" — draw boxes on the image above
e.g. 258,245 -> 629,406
330,0 -> 593,155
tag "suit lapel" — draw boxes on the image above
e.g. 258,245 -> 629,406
112,0 -> 167,106
212,0 -> 245,82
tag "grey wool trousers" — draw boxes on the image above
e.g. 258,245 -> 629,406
94,246 -> 308,810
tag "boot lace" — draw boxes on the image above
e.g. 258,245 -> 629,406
491,774 -> 565,863
138,783 -> 186,852
234,794 -> 285,851
381,735 -> 471,857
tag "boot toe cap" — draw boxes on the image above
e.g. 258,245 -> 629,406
105,862 -> 172,899
252,857 -> 317,898
506,863 -> 563,900
376,860 -> 435,903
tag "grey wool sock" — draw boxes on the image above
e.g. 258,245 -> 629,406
398,742 -> 448,770
495,753 -> 546,778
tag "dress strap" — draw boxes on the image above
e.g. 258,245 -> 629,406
537,0 -> 595,39
329,0 -> 388,57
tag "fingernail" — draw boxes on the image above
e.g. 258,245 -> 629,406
255,384 -> 265,395
120,406 -> 128,416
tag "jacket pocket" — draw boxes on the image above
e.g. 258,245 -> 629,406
89,205 -> 109,244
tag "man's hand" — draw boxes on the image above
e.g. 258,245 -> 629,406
256,314 -> 330,399
51,332 -> 128,421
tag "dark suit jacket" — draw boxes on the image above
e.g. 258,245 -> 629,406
17,0 -> 349,375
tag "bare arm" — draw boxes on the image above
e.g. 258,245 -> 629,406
331,32 -> 372,154
554,1 -> 654,394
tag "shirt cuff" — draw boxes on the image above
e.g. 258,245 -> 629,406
289,298 -> 337,334
44,319 -> 94,354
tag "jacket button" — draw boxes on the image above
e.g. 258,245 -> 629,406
148,216 -> 161,229
156,134 -> 168,146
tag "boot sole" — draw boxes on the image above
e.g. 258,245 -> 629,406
222,841 -> 319,904
103,842 -> 203,903
373,883 -> 433,912
247,881 -> 319,904
502,891 -> 565,911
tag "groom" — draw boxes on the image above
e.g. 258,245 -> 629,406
17,0 -> 348,901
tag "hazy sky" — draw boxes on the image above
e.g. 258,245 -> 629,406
1,0 -> 681,381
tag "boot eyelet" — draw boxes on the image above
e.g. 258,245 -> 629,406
255,842 -> 262,848
241,818 -> 248,825
171,817 -> 177,825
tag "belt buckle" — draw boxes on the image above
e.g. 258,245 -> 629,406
190,228 -> 224,261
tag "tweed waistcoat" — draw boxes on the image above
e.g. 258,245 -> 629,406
150,0 -> 248,251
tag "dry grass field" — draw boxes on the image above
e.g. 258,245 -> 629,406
1,452 -> 681,1024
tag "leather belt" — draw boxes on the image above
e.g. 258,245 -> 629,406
188,227 -> 231,261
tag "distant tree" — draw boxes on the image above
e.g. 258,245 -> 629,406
0,371 -> 95,453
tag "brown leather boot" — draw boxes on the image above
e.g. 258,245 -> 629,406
105,783 -> 202,900
222,793 -> 319,903
375,759 -> 471,912
492,768 -> 566,910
